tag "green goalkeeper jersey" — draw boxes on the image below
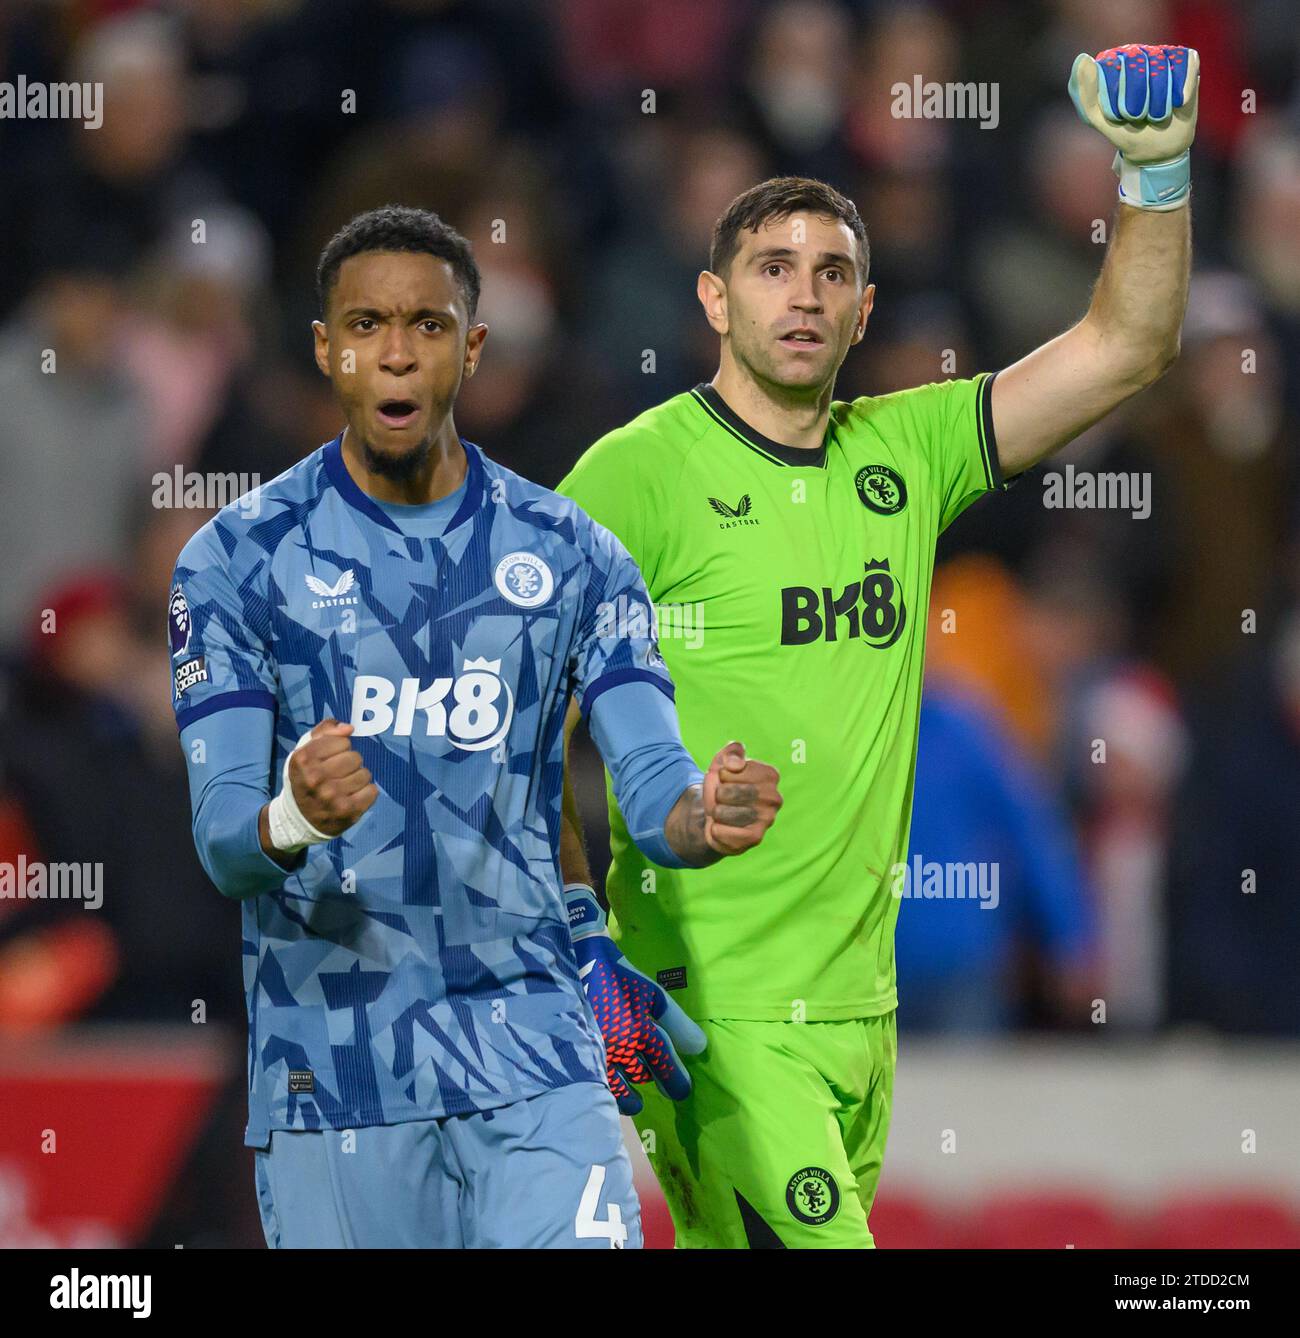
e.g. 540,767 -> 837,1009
558,374 -> 1007,1021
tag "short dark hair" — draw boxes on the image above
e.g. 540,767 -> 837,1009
316,204 -> 482,320
710,177 -> 869,285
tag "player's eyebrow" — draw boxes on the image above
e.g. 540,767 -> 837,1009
405,306 -> 457,323
750,246 -> 856,271
339,305 -> 458,323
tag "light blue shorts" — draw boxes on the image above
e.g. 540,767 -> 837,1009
253,1079 -> 641,1248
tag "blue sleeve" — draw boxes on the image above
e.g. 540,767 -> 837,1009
170,527 -> 296,898
169,522 -> 278,733
568,516 -> 677,723
587,682 -> 703,870
180,705 -> 301,899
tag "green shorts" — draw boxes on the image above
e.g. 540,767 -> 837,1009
632,1014 -> 898,1248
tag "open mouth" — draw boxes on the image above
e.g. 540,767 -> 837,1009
778,330 -> 824,350
376,399 -> 420,428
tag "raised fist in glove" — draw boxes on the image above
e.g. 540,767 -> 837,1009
1069,44 -> 1200,210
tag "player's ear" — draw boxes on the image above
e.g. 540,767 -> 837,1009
311,319 -> 330,377
463,322 -> 488,378
849,283 -> 875,346
697,270 -> 728,336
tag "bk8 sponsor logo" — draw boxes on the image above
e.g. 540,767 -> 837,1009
779,558 -> 908,649
350,658 -> 513,751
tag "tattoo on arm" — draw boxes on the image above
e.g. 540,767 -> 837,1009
664,784 -> 723,869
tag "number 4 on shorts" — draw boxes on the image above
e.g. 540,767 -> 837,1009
575,1164 -> 628,1248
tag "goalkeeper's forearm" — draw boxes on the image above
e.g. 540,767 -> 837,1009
1081,198 -> 1190,386
561,768 -> 720,879
582,679 -> 718,869
559,767 -> 594,885
991,197 -> 1191,471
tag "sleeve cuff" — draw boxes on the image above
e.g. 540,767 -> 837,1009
977,370 -> 1005,489
579,668 -> 674,722
175,688 -> 276,733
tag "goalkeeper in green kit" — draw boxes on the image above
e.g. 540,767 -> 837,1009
557,45 -> 1199,1247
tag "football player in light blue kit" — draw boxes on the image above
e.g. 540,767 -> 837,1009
169,206 -> 783,1248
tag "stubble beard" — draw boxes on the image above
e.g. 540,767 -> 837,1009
738,333 -> 839,404
361,432 -> 434,482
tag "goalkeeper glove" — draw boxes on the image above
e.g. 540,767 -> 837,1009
1068,44 -> 1200,210
565,883 -> 706,1116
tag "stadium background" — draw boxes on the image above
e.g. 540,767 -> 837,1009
0,0 -> 1297,1248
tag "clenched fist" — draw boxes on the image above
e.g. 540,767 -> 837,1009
702,741 -> 782,856
287,718 -> 379,836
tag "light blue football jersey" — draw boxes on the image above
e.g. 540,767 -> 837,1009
170,433 -> 675,1147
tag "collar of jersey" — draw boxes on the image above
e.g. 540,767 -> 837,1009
323,430 -> 485,534
691,383 -> 828,468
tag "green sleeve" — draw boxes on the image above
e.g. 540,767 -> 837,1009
921,371 -> 1005,533
557,428 -> 665,590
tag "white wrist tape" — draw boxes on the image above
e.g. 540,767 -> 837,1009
1114,149 -> 1191,211
266,732 -> 333,853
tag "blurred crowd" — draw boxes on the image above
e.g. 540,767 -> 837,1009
0,0 -> 1297,1076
